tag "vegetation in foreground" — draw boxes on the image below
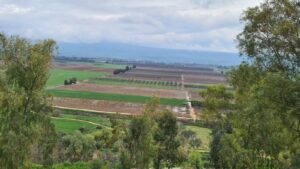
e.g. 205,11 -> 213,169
47,89 -> 187,106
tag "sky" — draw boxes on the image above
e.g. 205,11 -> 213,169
0,0 -> 263,52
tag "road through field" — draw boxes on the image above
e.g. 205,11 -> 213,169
182,74 -> 197,121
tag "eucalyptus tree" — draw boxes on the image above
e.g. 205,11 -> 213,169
0,33 -> 57,169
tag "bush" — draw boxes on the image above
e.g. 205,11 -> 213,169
64,77 -> 77,85
96,125 -> 103,130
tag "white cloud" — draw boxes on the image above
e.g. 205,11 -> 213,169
0,0 -> 264,52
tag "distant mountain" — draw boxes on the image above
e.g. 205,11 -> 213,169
58,42 -> 243,66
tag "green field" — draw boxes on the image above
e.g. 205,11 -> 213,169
47,69 -> 107,87
182,125 -> 212,151
51,118 -> 97,133
94,63 -> 128,69
47,89 -> 187,106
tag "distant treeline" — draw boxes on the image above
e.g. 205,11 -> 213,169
55,56 -> 96,63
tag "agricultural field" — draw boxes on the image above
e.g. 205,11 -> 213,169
94,63 -> 129,69
112,66 -> 226,84
48,89 -> 186,106
51,117 -> 97,133
56,83 -> 186,99
47,61 -> 227,118
47,69 -> 107,87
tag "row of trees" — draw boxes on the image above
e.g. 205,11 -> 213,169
200,0 -> 300,168
113,65 -> 136,75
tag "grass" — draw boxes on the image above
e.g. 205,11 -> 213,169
94,63 -> 128,69
47,69 -> 107,87
181,125 -> 212,151
60,114 -> 111,127
47,89 -> 187,106
51,118 -> 97,134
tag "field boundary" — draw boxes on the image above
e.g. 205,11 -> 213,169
53,106 -> 194,121
51,116 -> 110,128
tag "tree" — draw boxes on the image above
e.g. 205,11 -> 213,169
0,34 -> 56,169
237,0 -> 300,76
199,85 -> 233,129
120,97 -> 160,169
62,131 -> 96,163
123,115 -> 155,169
206,0 -> 300,168
153,111 -> 183,169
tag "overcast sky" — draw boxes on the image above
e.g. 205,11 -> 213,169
0,0 -> 263,52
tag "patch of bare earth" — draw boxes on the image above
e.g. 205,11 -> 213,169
184,75 -> 226,84
56,83 -> 186,99
63,66 -> 114,73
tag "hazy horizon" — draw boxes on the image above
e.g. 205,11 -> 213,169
0,0 -> 263,53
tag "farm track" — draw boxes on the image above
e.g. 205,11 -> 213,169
51,116 -> 110,128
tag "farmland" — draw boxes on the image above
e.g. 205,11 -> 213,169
51,117 -> 97,133
56,83 -> 186,99
94,63 -> 128,69
47,61 -> 227,117
47,69 -> 107,87
47,89 -> 187,106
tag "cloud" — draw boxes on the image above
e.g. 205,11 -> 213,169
0,0 -> 263,52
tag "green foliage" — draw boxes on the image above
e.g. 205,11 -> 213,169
61,131 -> 96,163
237,0 -> 300,75
199,85 -> 233,127
153,110 -> 184,169
47,89 -> 187,106
0,34 -> 56,169
123,115 -> 155,169
205,1 -> 300,168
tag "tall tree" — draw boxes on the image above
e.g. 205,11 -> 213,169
0,34 -> 56,169
237,0 -> 300,76
153,110 -> 183,169
206,0 -> 300,168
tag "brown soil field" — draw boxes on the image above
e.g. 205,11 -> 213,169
184,75 -> 226,84
63,66 -> 114,73
56,83 -> 186,99
189,90 -> 202,100
53,62 -> 114,73
135,67 -> 221,76
52,98 -> 190,117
